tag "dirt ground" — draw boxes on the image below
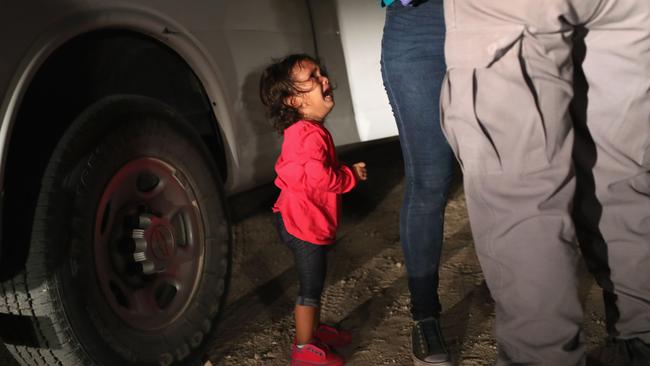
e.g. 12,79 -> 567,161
203,139 -> 613,366
0,139 -> 616,365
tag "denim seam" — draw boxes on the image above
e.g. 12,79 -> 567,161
380,52 -> 417,273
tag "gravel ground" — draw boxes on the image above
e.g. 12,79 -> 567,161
0,139 -> 615,365
203,139 -> 612,366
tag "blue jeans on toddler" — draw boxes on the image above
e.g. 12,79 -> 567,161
275,214 -> 329,308
381,0 -> 455,321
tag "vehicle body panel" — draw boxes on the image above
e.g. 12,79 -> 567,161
0,0 -> 394,197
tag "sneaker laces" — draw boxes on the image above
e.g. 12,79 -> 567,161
412,317 -> 450,363
421,318 -> 447,353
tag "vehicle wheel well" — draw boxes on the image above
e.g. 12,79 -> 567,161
1,30 -> 227,279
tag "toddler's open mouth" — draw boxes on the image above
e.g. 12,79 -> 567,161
323,87 -> 333,101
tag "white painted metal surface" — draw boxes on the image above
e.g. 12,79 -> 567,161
0,1 -> 396,194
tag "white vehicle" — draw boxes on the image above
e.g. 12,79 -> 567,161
0,1 -> 394,365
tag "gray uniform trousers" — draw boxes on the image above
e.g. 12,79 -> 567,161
440,0 -> 650,364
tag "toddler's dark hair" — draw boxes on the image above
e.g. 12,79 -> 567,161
259,54 -> 329,133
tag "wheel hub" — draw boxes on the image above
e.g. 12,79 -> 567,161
127,215 -> 178,275
93,157 -> 204,331
148,221 -> 176,260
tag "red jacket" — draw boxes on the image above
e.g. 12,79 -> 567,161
273,120 -> 357,244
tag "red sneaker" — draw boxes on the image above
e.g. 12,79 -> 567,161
291,341 -> 344,366
314,324 -> 352,348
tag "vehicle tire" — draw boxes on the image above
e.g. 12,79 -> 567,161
0,95 -> 230,366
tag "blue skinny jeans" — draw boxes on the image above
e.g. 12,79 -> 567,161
380,0 -> 455,321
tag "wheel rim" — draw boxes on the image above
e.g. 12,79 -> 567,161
94,157 -> 204,331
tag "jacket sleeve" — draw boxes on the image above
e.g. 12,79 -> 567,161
301,130 -> 357,193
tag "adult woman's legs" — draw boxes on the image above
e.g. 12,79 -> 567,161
381,0 -> 454,325
381,1 -> 455,364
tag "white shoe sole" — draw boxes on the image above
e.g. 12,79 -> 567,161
412,355 -> 454,366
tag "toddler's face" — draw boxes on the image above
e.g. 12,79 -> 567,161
289,59 -> 333,122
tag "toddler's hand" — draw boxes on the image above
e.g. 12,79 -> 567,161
353,162 -> 368,181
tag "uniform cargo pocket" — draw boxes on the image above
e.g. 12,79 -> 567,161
440,68 -> 503,175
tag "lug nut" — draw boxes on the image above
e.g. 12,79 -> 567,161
138,215 -> 153,229
140,261 -> 155,275
133,237 -> 147,252
132,229 -> 145,239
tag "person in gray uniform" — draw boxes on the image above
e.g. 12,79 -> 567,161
439,0 -> 650,364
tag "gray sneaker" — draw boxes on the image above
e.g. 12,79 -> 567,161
411,318 -> 453,366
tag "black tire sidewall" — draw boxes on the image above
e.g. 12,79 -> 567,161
43,96 -> 229,366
